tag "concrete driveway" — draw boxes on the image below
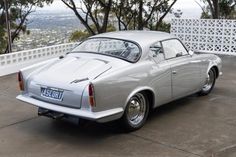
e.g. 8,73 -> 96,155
0,55 -> 236,157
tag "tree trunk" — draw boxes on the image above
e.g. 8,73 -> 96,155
156,0 -> 177,30
206,0 -> 220,19
61,0 -> 96,35
213,0 -> 219,19
100,0 -> 112,33
137,1 -> 143,30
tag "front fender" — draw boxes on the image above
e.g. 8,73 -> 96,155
207,55 -> 222,78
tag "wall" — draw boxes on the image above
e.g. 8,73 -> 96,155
0,43 -> 77,76
171,19 -> 236,55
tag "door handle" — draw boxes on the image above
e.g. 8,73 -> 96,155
172,71 -> 177,74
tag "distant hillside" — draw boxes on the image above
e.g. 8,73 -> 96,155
28,10 -> 84,30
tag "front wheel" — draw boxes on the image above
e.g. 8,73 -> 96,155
121,92 -> 149,132
198,68 -> 216,96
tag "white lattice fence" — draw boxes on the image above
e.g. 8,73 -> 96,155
170,19 -> 236,55
0,43 -> 77,76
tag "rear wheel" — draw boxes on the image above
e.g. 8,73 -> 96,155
199,68 -> 216,96
121,92 -> 149,132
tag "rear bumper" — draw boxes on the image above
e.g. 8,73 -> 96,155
16,94 -> 124,123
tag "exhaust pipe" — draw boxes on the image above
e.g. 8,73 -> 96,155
51,113 -> 64,119
38,108 -> 65,119
38,108 -> 50,116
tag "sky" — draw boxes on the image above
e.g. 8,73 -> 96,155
37,0 -> 204,18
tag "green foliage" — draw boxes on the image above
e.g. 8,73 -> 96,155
201,11 -> 212,19
63,0 -> 176,35
106,24 -> 116,32
148,21 -> 171,33
113,0 -> 177,31
156,22 -> 171,33
219,0 -> 236,19
200,0 -> 236,19
70,24 -> 116,42
70,30 -> 90,42
0,26 -> 7,54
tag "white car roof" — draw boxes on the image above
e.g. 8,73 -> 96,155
91,30 -> 176,48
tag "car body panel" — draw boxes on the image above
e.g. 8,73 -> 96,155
16,94 -> 124,123
16,31 -> 223,122
170,55 -> 202,99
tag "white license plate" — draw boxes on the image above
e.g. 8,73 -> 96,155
41,87 -> 64,101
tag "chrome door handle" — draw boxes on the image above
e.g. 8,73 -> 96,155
172,71 -> 177,74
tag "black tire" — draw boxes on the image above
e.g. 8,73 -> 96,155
198,68 -> 216,96
121,92 -> 149,132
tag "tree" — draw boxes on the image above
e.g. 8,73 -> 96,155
112,0 -> 177,31
0,0 -> 53,53
198,0 -> 236,19
113,0 -> 137,30
61,0 -> 112,35
206,0 -> 220,19
219,0 -> 236,18
63,0 -> 177,34
69,24 -> 116,42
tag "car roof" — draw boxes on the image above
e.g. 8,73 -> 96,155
90,30 -> 176,48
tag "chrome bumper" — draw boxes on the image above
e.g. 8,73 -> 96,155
16,94 -> 124,123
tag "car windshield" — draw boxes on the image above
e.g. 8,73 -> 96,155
71,38 -> 141,62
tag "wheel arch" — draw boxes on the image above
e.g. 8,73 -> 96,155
207,56 -> 222,79
125,87 -> 155,110
211,65 -> 219,78
208,65 -> 219,79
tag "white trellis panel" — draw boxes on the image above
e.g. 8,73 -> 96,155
170,19 -> 236,55
0,43 -> 78,76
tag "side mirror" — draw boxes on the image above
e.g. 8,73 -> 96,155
189,50 -> 194,56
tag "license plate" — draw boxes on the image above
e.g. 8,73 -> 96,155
41,87 -> 64,101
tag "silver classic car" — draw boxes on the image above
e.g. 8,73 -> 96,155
17,31 -> 222,131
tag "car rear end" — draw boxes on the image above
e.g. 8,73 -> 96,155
16,56 -> 124,123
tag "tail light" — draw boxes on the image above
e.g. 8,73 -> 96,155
18,71 -> 24,91
88,83 -> 95,107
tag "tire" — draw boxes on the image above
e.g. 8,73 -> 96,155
121,92 -> 149,132
198,68 -> 216,96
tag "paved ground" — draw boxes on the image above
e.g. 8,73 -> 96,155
0,55 -> 236,157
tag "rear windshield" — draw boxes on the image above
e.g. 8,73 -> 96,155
72,38 -> 141,62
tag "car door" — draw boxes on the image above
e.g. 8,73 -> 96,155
161,39 -> 201,99
148,42 -> 172,106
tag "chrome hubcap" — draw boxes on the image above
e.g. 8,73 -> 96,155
203,70 -> 214,91
127,93 -> 146,126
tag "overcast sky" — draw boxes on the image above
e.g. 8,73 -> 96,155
38,0 -> 204,18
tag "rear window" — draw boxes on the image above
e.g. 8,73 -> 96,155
72,38 -> 141,62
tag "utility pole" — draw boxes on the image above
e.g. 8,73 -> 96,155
3,0 -> 12,53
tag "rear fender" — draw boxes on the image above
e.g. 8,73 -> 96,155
20,58 -> 59,92
125,86 -> 155,109
21,58 -> 59,79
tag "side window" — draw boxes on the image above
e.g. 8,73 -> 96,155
149,42 -> 164,62
162,39 -> 188,59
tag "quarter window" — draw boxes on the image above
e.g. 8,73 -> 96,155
150,42 -> 164,63
162,39 -> 188,59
